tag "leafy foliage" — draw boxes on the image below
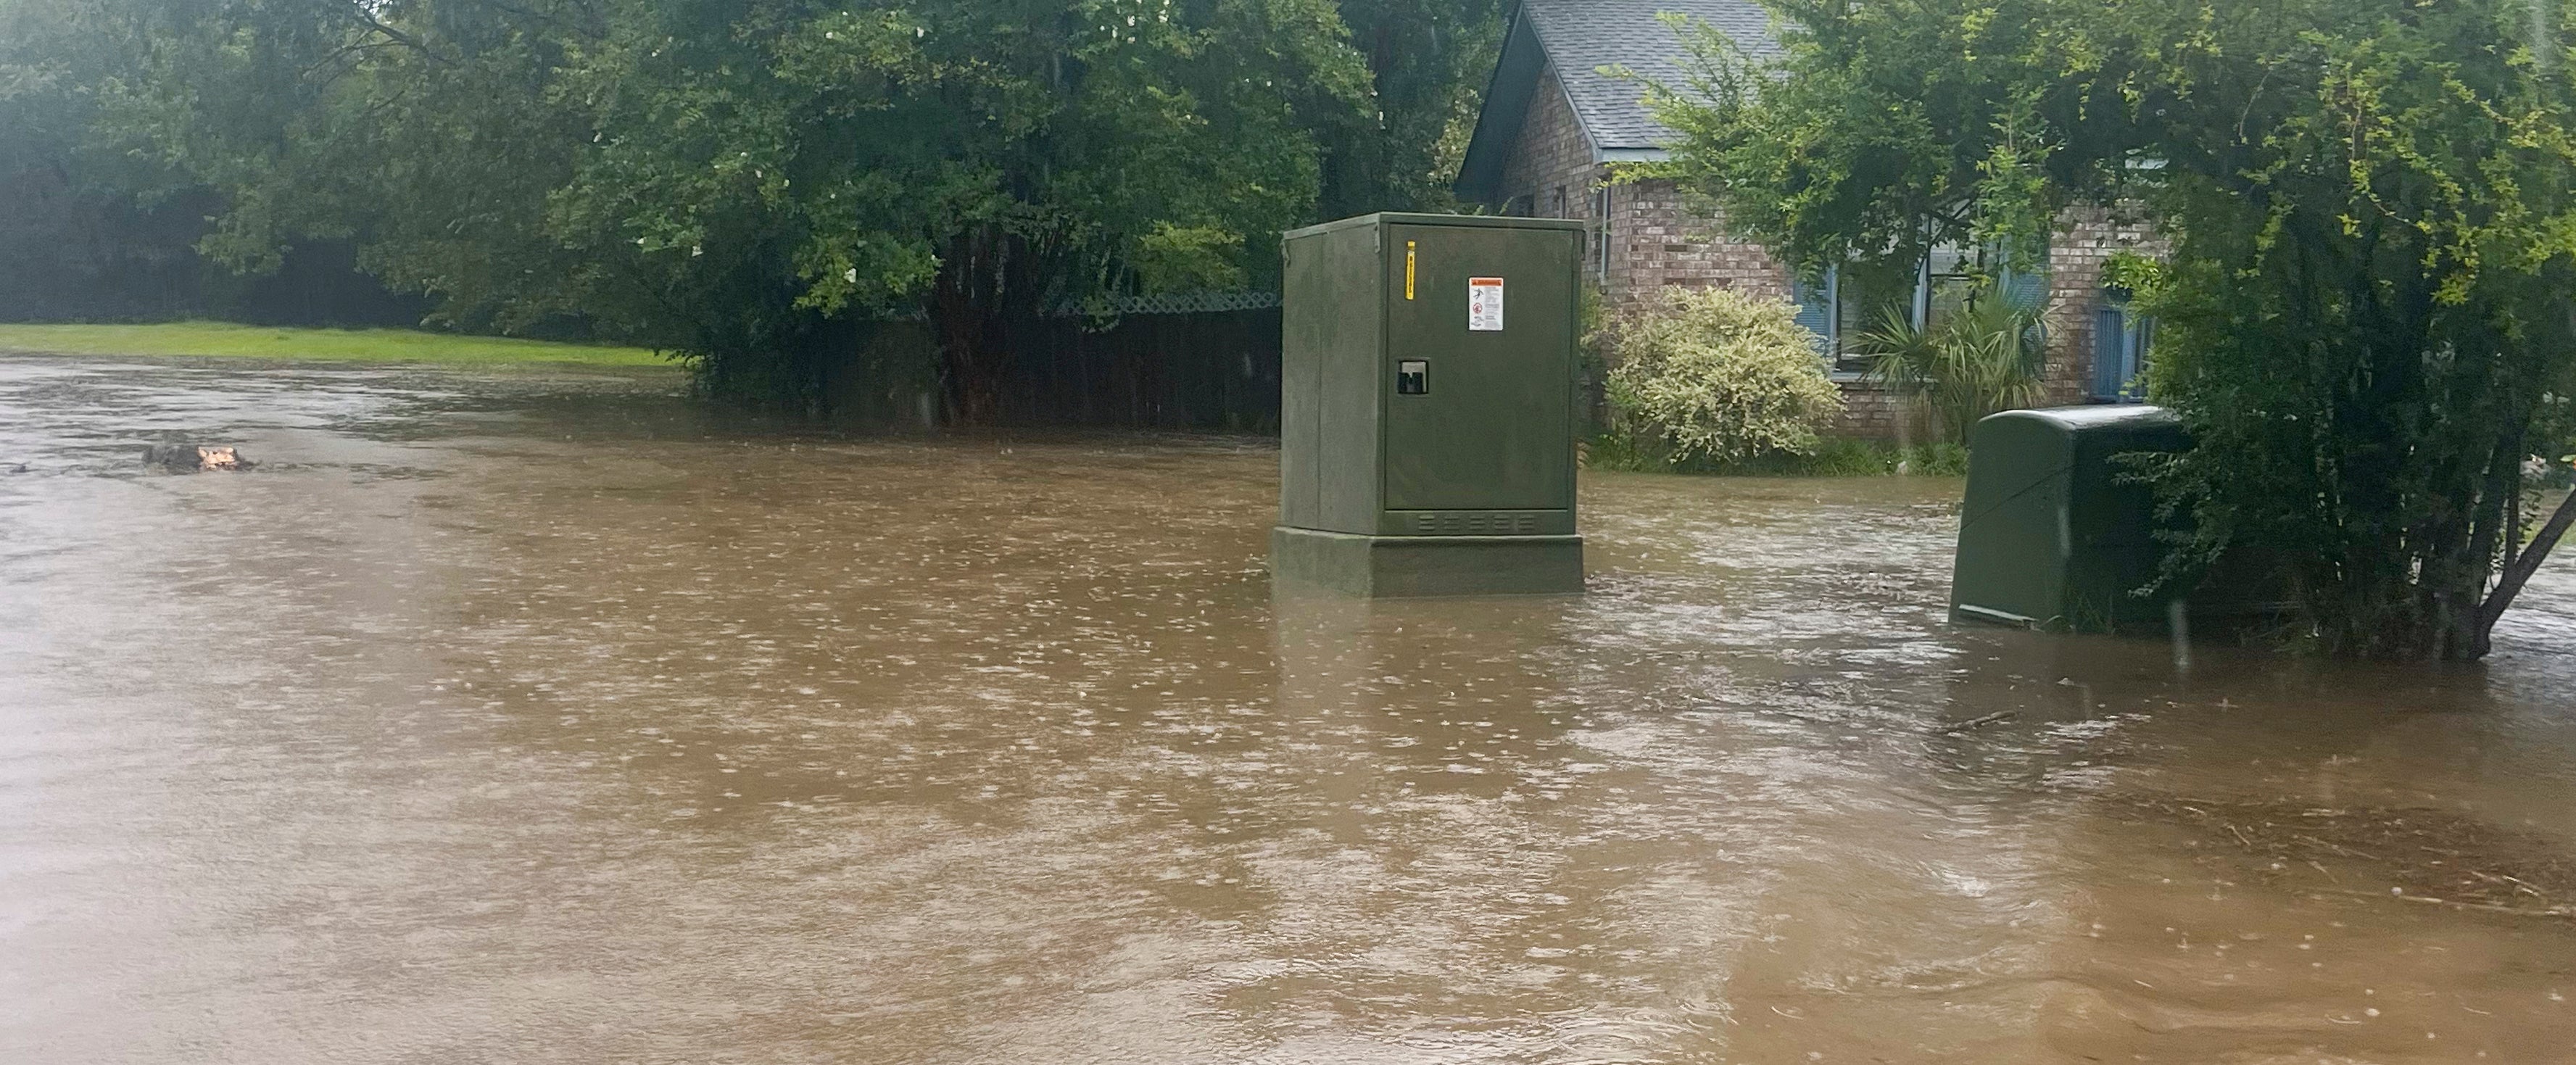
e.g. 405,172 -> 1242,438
0,0 -> 213,319
1639,2 -> 2114,282
2095,249 -> 2162,296
1314,0 -> 1503,218
29,0 -> 1500,413
1599,286 -> 1844,469
1648,0 -> 2576,660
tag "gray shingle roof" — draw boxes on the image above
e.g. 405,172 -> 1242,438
1521,0 -> 1783,152
1454,0 -> 1785,200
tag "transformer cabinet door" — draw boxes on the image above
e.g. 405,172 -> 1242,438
1380,223 -> 1578,515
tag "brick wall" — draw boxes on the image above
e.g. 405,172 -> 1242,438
1833,383 -> 1909,442
1496,65 -> 1599,222
1602,178 -> 1793,310
2038,204 -> 2163,405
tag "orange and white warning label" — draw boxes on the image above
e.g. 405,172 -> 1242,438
1467,276 -> 1504,331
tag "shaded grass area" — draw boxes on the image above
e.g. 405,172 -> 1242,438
1587,431 -> 1968,477
0,321 -> 676,369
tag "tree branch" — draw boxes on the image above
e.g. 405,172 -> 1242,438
347,7 -> 449,65
2480,488 -> 2576,640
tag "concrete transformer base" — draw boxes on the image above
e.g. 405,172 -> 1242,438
1270,526 -> 1585,597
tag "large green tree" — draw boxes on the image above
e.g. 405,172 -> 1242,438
0,0 -> 212,318
24,0 -> 1507,411
1651,0 -> 2576,660
1314,0 -> 1502,218
89,0 -> 1479,415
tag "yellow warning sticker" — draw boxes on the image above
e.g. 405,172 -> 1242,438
1405,241 -> 1417,300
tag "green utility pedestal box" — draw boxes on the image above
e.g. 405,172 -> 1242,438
1950,405 -> 2284,632
1271,212 -> 1585,596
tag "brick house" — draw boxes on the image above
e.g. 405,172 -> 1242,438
1452,0 -> 2158,438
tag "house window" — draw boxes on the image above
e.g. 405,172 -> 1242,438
1792,240 -> 2050,376
1791,268 -> 1840,362
1799,256 -> 1918,374
2091,297 -> 2154,402
1549,186 -> 1567,218
1921,243 -> 1974,332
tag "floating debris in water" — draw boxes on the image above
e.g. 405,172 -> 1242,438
144,444 -> 251,471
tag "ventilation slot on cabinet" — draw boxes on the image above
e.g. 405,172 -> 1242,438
1409,513 -> 1542,535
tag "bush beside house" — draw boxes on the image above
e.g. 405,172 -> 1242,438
1595,288 -> 1842,471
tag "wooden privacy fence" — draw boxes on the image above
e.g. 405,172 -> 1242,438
995,306 -> 1283,431
832,301 -> 1284,432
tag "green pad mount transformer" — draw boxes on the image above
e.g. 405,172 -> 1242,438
1272,212 -> 1585,597
1950,405 -> 2286,632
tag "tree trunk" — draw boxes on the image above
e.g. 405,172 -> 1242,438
2476,488 -> 2576,658
2439,442 -> 2525,660
931,227 -> 1011,426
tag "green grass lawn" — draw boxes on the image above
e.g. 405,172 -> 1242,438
0,321 -> 676,369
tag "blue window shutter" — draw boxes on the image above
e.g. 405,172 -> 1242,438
1792,269 -> 1835,353
2124,315 -> 2155,402
2092,305 -> 2126,401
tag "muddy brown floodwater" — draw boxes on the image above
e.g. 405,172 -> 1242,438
4,357 -> 2575,1064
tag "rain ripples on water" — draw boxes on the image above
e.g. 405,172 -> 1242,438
2,357 -> 2573,1063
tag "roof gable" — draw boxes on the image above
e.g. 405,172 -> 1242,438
1454,0 -> 1782,201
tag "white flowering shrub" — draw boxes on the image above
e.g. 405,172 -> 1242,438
1600,286 -> 1844,468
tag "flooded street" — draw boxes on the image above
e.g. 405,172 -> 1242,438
6,357 -> 2576,1064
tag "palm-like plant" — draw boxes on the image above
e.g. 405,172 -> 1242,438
1856,281 -> 2047,444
